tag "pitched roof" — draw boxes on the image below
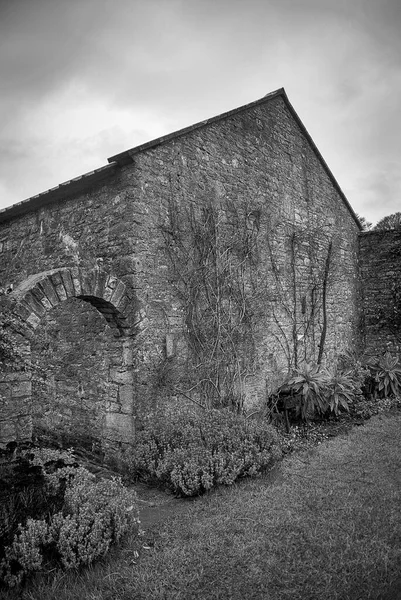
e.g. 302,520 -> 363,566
0,88 -> 361,228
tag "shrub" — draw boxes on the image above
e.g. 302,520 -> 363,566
124,407 -> 281,496
1,518 -> 50,587
0,449 -> 70,566
277,363 -> 330,421
0,449 -> 139,587
275,358 -> 365,423
50,474 -> 138,570
366,352 -> 401,399
325,369 -> 360,417
336,351 -> 369,390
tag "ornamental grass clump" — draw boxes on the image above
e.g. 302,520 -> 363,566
0,449 -> 139,588
124,407 -> 281,496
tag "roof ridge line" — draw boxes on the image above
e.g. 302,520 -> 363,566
107,88 -> 285,165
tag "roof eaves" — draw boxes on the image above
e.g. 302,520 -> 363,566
107,87 -> 361,230
0,162 -> 118,223
0,87 -> 361,230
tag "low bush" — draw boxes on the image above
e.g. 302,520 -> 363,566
325,368 -> 362,417
0,448 -> 139,588
274,359 -> 365,423
365,352 -> 401,399
124,407 -> 281,496
277,362 -> 329,421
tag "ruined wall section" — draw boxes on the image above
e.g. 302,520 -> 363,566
359,230 -> 401,356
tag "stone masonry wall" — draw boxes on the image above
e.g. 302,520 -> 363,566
31,297 -> 117,448
359,230 -> 401,356
0,92 -> 361,449
123,94 -> 361,405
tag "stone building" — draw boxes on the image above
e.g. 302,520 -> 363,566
0,87 -> 393,453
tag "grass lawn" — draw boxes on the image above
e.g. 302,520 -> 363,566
8,412 -> 401,600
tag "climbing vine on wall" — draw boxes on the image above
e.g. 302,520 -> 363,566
161,174 -> 337,408
161,187 -> 260,410
264,220 -> 334,370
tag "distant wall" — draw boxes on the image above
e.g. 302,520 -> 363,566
359,230 -> 401,355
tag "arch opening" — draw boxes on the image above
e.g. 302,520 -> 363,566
0,268 -> 141,452
77,295 -> 129,336
31,296 -> 123,451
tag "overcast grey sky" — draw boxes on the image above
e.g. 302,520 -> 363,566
1,0 -> 400,224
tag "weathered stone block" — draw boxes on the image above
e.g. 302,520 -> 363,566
109,369 -> 133,385
0,419 -> 17,446
61,269 -> 76,297
39,277 -> 60,307
118,384 -> 133,413
11,380 -> 32,398
104,412 -> 134,443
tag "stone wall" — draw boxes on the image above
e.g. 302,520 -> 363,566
359,230 -> 401,356
0,91 -> 361,450
124,94 -> 361,404
31,298 -> 118,448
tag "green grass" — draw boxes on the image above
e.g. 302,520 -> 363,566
6,413 -> 401,600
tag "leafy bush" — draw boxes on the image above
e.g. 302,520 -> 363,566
277,363 -> 330,421
365,352 -> 401,399
0,450 -> 69,564
1,519 -> 50,587
50,474 -> 137,570
336,350 -> 369,390
124,407 -> 281,496
0,449 -> 139,587
325,369 -> 360,417
276,359 -> 364,422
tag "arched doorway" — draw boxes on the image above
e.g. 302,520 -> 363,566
0,266 -> 146,453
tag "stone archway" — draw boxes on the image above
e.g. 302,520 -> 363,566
0,266 -> 147,452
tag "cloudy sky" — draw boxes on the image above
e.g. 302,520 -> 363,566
1,0 -> 400,224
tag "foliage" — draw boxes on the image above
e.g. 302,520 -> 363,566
366,352 -> 401,399
1,519 -> 50,587
49,475 -> 137,571
161,194 -> 260,410
0,451 -> 67,565
325,369 -> 360,417
275,356 -> 365,421
356,213 -> 373,231
0,448 -> 138,588
265,223 -> 334,370
278,362 -> 330,421
336,350 -> 369,389
124,407 -> 281,496
10,413 -> 401,600
373,212 -> 401,231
